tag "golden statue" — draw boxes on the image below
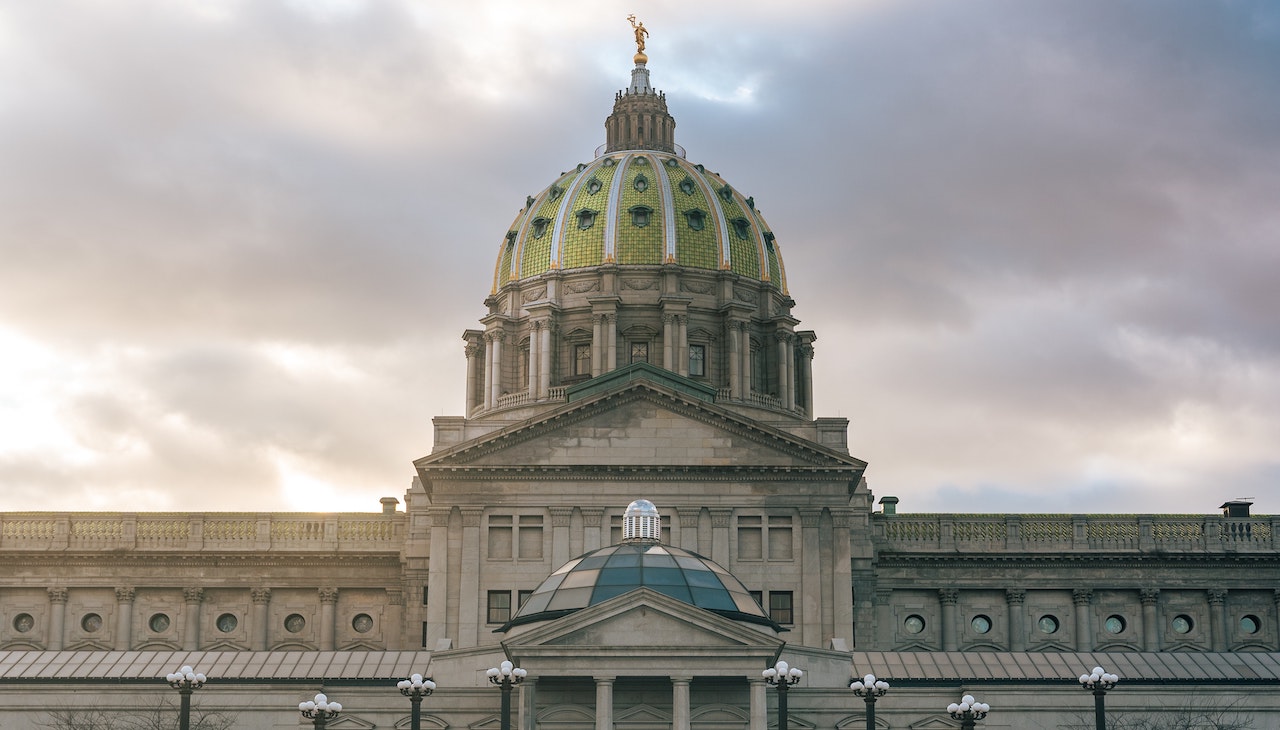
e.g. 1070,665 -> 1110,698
627,14 -> 649,61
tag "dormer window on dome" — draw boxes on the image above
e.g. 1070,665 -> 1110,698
630,205 -> 653,228
719,185 -> 734,203
684,209 -> 706,231
633,174 -> 649,193
586,177 -> 602,195
732,217 -> 751,239
577,209 -> 598,230
531,217 -> 550,239
679,178 -> 696,195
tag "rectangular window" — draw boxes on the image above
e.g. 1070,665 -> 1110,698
487,590 -> 512,624
518,515 -> 543,559
630,341 -> 648,363
768,516 -> 793,560
488,515 -> 513,559
421,621 -> 429,647
737,516 -> 763,560
422,586 -> 429,606
749,590 -> 763,608
575,344 -> 592,376
689,344 -> 705,377
518,590 -> 534,610
769,591 -> 794,625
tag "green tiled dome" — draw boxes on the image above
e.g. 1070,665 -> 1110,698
492,152 -> 789,294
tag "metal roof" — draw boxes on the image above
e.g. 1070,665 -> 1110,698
0,651 -> 433,682
847,651 -> 1280,684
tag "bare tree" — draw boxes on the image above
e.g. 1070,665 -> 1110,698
39,695 -> 236,730
1061,698 -> 1256,730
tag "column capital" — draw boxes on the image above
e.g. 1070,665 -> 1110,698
466,343 -> 483,358
47,587 -> 69,604
1005,589 -> 1026,605
1139,588 -> 1160,605
593,676 -> 617,685
874,588 -> 893,603
1072,589 -> 1093,606
550,507 -> 574,527
461,507 -> 484,527
251,587 -> 272,604
799,509 -> 821,528
115,587 -> 136,603
581,507 -> 606,521
1207,588 -> 1228,605
709,509 -> 732,528
432,509 -> 452,527
319,587 -> 340,605
677,507 -> 701,527
938,588 -> 959,606
386,589 -> 404,606
183,587 -> 205,604
831,510 -> 853,529
669,675 -> 693,684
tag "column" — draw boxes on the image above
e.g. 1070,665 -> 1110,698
606,315 -> 617,371
939,589 -> 959,651
459,508 -> 483,647
551,507 -> 573,569
114,587 -> 135,650
1005,589 -> 1025,651
465,343 -> 482,416
483,334 -> 495,410
594,676 -> 615,730
592,315 -> 604,377
677,316 -> 688,376
748,676 -> 768,730
384,588 -> 404,649
47,587 -> 67,651
740,325 -> 752,396
489,329 -> 505,407
251,588 -> 271,651
539,320 -> 552,396
727,322 -> 741,398
874,589 -> 893,651
528,321 -> 540,396
775,332 -> 793,410
1274,590 -> 1280,650
1208,588 -> 1228,652
319,587 -> 339,651
798,342 -> 814,417
671,676 -> 692,730
710,509 -> 731,565
800,509 -> 821,646
520,677 -> 538,730
678,508 -> 700,552
1139,589 -> 1160,651
582,508 -> 605,552
1072,589 -> 1094,651
426,508 -> 451,649
183,588 -> 204,651
663,314 -> 674,370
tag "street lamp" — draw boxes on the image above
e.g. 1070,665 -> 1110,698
299,692 -> 343,729
849,673 -> 889,730
946,694 -> 990,730
1078,666 -> 1119,730
165,664 -> 206,730
487,660 -> 527,730
762,660 -> 803,730
398,673 -> 437,730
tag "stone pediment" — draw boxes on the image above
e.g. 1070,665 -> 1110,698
417,376 -> 864,473
503,588 -> 782,676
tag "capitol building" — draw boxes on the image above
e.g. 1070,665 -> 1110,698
1,29 -> 1278,730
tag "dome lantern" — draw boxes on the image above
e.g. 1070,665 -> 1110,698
622,499 -> 661,542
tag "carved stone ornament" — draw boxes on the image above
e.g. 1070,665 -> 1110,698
622,278 -> 658,291
566,279 -> 601,294
522,286 -> 548,303
733,286 -> 756,303
680,280 -> 714,295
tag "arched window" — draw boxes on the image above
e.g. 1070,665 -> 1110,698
684,209 -> 706,231
577,209 -> 598,230
630,205 -> 653,228
531,218 -> 550,238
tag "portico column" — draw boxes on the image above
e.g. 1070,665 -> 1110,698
677,316 -> 688,376
671,676 -> 692,730
182,588 -> 204,651
1072,589 -> 1094,651
47,587 -> 68,651
606,314 -> 618,371
1208,588 -> 1228,651
663,314 -> 674,370
1140,589 -> 1160,651
592,315 -> 604,376
739,325 -> 752,396
748,676 -> 768,730
319,587 -> 339,651
489,329 -> 505,407
594,677 -> 615,730
459,508 -> 483,646
1005,589 -> 1025,651
520,677 -> 538,730
114,587 -> 135,650
465,343 -> 482,416
539,320 -> 553,396
483,334 -> 495,409
1273,590 -> 1280,649
251,588 -> 271,651
776,332 -> 793,410
727,323 -> 741,398
939,588 -> 959,651
426,509 -> 451,648
800,509 -> 822,646
798,341 -> 814,417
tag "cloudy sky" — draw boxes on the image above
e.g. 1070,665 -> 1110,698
1,0 -> 1277,515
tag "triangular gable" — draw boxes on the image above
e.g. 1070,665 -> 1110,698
417,376 -> 864,472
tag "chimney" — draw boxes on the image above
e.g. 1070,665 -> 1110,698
380,497 -> 400,515
1219,500 -> 1252,518
878,496 -> 899,515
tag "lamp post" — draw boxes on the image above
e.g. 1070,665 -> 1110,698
946,694 -> 990,730
299,692 -> 343,729
849,673 -> 889,730
165,664 -> 206,730
1078,666 -> 1119,730
487,660 -> 527,730
762,660 -> 803,730
398,673 -> 437,730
